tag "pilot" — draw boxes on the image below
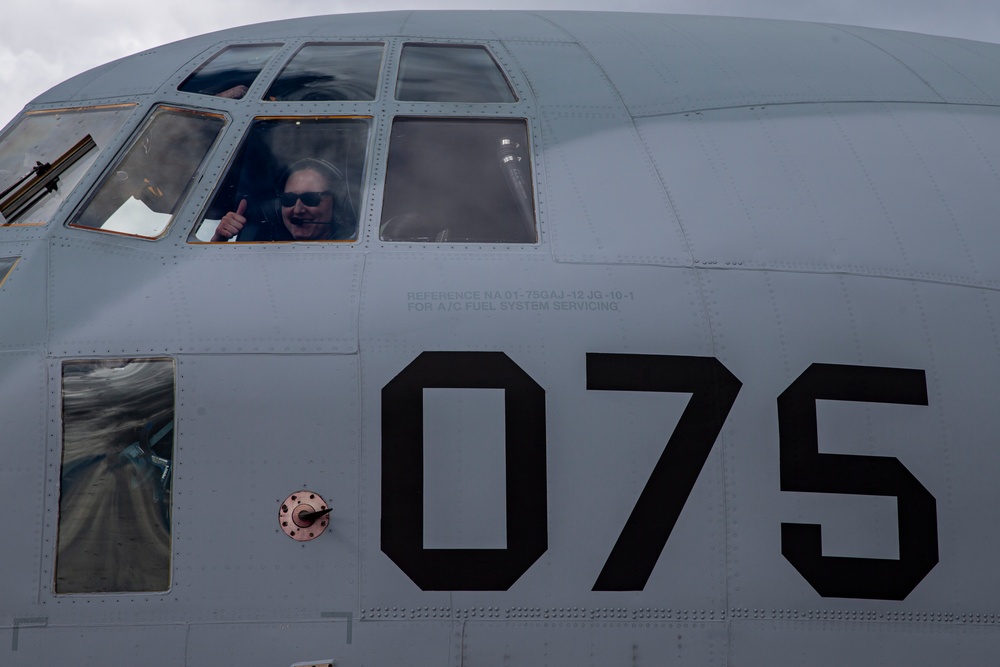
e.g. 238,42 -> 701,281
211,158 -> 352,241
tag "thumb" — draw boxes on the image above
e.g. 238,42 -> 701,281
237,198 -> 247,216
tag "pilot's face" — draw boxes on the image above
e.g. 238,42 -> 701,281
281,168 -> 335,240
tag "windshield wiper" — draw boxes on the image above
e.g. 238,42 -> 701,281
0,134 -> 96,224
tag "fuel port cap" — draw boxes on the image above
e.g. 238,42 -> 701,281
279,490 -> 331,541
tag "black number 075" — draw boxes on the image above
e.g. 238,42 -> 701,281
381,352 -> 938,600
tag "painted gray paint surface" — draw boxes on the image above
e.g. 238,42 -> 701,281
1,10 -> 998,666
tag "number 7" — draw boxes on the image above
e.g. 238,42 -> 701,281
588,353 -> 742,591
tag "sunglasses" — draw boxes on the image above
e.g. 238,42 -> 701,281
278,190 -> 332,207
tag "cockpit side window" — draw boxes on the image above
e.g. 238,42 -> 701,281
380,118 -> 536,243
69,106 -> 225,239
0,257 -> 17,287
264,43 -> 384,101
0,106 -> 134,226
178,44 -> 282,99
395,44 -> 516,103
191,116 -> 370,243
56,358 -> 175,594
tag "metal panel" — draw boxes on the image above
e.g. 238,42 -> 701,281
33,40 -> 209,104
512,42 -> 690,265
512,41 -> 622,111
185,619 -> 455,667
360,252 -> 720,613
639,103 -> 1000,285
49,238 -> 363,355
837,25 -> 1000,105
0,245 -> 45,351
171,353 -> 360,622
394,10 -> 570,41
730,620 -> 1000,666
706,269 -> 1000,611
0,352 -> 45,610
553,13 -> 944,117
6,624 -> 187,665
461,619 -> 728,665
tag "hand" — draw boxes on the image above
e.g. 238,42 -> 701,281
211,199 -> 247,242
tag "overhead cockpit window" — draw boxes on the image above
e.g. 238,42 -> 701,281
380,118 -> 536,243
69,106 -> 225,239
191,116 -> 370,242
395,44 -> 516,103
56,358 -> 175,593
178,44 -> 281,99
264,43 -> 384,101
0,105 -> 134,226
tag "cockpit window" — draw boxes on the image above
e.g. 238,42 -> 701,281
264,43 -> 384,101
69,106 -> 225,239
380,118 -> 536,243
0,257 -> 17,286
191,116 -> 370,243
0,105 -> 133,226
56,358 -> 175,593
395,44 -> 516,103
178,44 -> 282,99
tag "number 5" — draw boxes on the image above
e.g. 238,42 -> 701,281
779,363 -> 938,600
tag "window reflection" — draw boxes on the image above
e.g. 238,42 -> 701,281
0,106 -> 133,225
0,257 -> 17,287
381,118 -> 536,243
395,44 -> 516,103
70,106 -> 225,238
178,44 -> 281,99
265,43 -> 383,101
56,358 -> 175,593
191,117 -> 370,242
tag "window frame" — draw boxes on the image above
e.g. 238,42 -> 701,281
262,42 -> 387,103
67,105 -> 228,240
177,43 -> 284,100
394,42 -> 519,104
378,114 -> 538,245
189,114 -> 375,244
0,104 -> 136,227
55,357 -> 177,595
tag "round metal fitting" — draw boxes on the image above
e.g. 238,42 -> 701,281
279,490 -> 331,541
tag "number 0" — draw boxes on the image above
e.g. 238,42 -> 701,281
381,351 -> 547,590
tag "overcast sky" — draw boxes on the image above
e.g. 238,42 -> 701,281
3,0 -> 1000,128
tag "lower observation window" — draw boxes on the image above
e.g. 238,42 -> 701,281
56,358 -> 175,593
380,118 -> 536,243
